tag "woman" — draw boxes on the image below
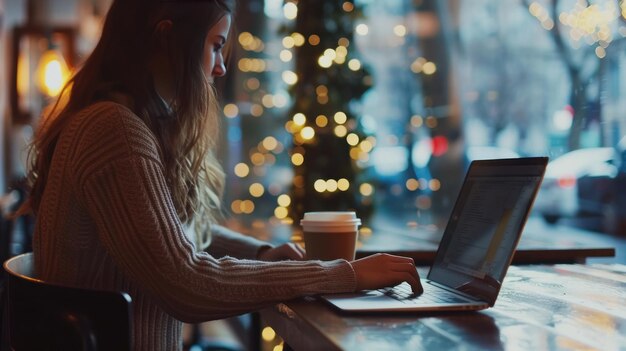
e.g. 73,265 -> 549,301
21,0 -> 422,349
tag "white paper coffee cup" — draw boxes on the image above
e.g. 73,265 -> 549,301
300,211 -> 361,261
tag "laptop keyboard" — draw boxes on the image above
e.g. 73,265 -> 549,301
377,282 -> 469,304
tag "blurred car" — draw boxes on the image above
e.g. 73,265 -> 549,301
615,137 -> 626,228
534,145 -> 626,233
576,139 -> 626,234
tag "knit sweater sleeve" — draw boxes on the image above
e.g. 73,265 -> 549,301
74,104 -> 357,322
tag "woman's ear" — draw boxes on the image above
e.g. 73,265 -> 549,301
155,19 -> 173,34
154,20 -> 173,50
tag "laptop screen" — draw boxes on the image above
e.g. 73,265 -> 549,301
427,157 -> 547,306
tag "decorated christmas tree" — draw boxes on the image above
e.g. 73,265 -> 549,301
282,0 -> 374,222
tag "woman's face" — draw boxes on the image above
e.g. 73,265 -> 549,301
203,14 -> 231,84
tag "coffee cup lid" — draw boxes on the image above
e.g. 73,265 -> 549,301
300,211 -> 361,227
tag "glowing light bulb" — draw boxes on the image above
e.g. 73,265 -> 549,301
37,49 -> 70,97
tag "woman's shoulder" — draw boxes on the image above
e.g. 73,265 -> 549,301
74,101 -> 147,132
69,101 -> 161,161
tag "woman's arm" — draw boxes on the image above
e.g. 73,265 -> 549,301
76,107 -> 357,322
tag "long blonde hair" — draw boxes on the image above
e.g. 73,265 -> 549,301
22,0 -> 235,249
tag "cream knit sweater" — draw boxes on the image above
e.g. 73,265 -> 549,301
33,101 -> 357,350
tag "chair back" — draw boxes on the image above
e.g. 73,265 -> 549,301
3,253 -> 133,350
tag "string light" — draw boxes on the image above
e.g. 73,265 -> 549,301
393,24 -> 407,37
283,2 -> 298,20
308,34 -> 321,46
333,111 -> 347,124
359,183 -> 374,196
334,125 -> 348,137
348,59 -> 361,71
338,37 -> 350,47
315,115 -> 328,127
293,113 -> 307,126
238,32 -> 265,52
282,70 -> 298,85
231,200 -> 242,214
410,115 -> 423,128
318,55 -> 333,68
337,178 -> 350,191
349,147 -> 361,160
235,200 -> 254,214
249,183 -> 265,197
274,207 -> 288,219
272,93 -> 289,108
223,103 -> 239,118
238,32 -> 254,47
314,179 -> 327,192
277,194 -> 291,207
282,36 -> 295,49
245,78 -> 260,90
313,179 -> 352,193
261,94 -> 275,108
300,126 -> 315,140
429,179 -> 441,191
238,58 -> 266,73
250,104 -> 264,117
262,326 -> 277,342
279,50 -> 293,62
355,24 -> 369,35
359,140 -> 374,153
291,32 -> 306,46
425,116 -> 438,128
346,133 -> 359,146
262,136 -> 278,151
422,62 -> 437,75
284,121 -> 297,133
326,179 -> 338,192
291,153 -> 304,166
316,85 -> 328,96
406,179 -> 419,191
234,163 -> 250,177
250,152 -> 265,166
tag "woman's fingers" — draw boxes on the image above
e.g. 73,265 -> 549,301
390,262 -> 422,294
351,253 -> 422,292
279,243 -> 305,260
400,270 -> 423,295
288,243 -> 306,260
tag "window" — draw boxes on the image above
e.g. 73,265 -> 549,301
223,0 -> 626,233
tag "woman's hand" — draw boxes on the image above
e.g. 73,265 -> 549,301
257,243 -> 306,261
351,253 -> 423,294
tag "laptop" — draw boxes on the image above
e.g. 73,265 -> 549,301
321,157 -> 548,313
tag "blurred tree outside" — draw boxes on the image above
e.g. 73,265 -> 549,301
521,0 -> 625,151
